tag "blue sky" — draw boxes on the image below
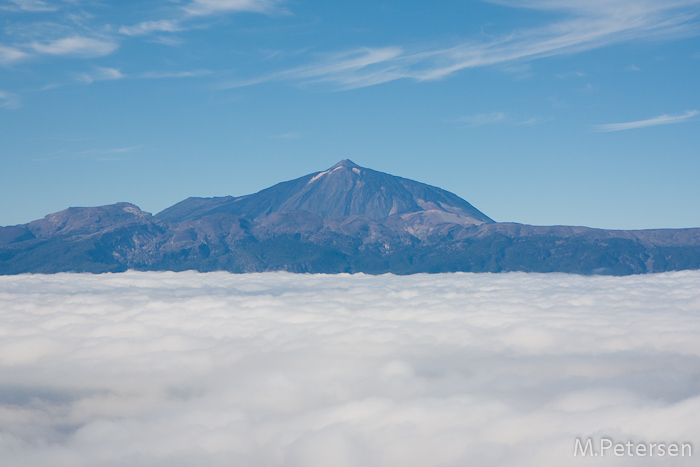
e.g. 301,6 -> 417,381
1,0 -> 699,229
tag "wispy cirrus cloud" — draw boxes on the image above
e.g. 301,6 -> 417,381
0,44 -> 28,64
32,145 -> 142,162
138,69 -> 213,79
76,66 -> 124,84
1,0 -> 57,12
459,112 -> 545,127
183,0 -> 287,17
117,1 -> 286,39
118,19 -> 183,37
45,67 -> 212,90
595,110 -> 699,132
218,46 -> 405,89
78,145 -> 142,160
29,36 -> 118,57
32,65 -> 212,94
226,0 -> 700,90
0,90 -> 21,109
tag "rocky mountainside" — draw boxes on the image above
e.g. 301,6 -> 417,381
156,159 -> 493,225
2,160 -> 699,275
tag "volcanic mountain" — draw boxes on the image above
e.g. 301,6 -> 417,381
156,159 -> 493,225
1,160 -> 699,275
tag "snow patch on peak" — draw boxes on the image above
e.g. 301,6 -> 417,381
123,205 -> 146,216
352,168 -> 361,175
308,166 -> 343,184
331,159 -> 359,169
308,170 -> 329,184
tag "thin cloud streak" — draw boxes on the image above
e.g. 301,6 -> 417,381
183,0 -> 287,17
2,0 -> 57,12
29,36 -> 119,58
119,20 -> 183,37
517,117 -> 547,125
595,110 -> 699,131
76,67 -> 124,84
458,112 -> 545,127
138,69 -> 213,79
0,90 -> 21,109
44,67 -> 212,91
118,2 -> 288,40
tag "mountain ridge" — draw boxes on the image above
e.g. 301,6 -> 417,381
2,160 -> 699,275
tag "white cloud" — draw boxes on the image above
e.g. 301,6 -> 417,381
233,0 -> 700,90
76,66 -> 124,84
555,71 -> 586,78
183,0 -> 286,17
219,47 -> 405,90
595,110 -> 699,131
29,36 -> 118,57
0,45 -> 29,65
119,20 -> 183,37
3,0 -> 58,12
0,90 -> 21,109
1,271 -> 699,466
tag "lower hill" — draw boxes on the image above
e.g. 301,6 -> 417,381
2,203 -> 700,275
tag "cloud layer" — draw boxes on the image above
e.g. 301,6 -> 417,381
1,271 -> 699,466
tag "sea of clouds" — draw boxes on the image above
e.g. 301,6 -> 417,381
1,271 -> 699,466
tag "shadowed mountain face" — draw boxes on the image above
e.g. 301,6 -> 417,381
2,160 -> 700,275
156,159 -> 493,225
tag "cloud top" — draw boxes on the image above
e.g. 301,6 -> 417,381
1,271 -> 699,466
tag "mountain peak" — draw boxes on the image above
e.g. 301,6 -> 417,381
330,159 -> 360,169
157,159 -> 493,225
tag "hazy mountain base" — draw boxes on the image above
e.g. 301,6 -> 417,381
2,206 -> 699,275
